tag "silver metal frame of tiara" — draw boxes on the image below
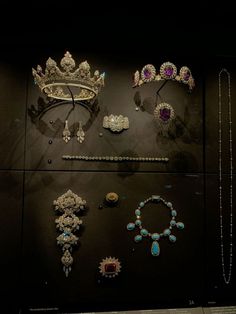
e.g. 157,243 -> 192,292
53,189 -> 86,277
32,51 -> 105,102
154,102 -> 175,137
103,114 -> 129,132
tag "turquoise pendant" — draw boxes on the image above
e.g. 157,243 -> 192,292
151,241 -> 160,256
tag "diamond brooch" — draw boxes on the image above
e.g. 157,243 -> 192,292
53,189 -> 86,277
99,257 -> 121,278
103,114 -> 129,133
154,102 -> 175,136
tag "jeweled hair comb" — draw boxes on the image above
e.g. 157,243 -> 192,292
133,62 -> 195,91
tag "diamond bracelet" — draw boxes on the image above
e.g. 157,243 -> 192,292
62,155 -> 169,162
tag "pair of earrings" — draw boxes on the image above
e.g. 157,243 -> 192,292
62,120 -> 85,144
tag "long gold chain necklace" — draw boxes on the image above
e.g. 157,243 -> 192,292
218,68 -> 233,285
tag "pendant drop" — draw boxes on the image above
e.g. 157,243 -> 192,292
151,241 -> 160,256
77,121 -> 85,143
62,120 -> 71,143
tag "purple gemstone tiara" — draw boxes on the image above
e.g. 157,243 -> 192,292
133,62 -> 195,91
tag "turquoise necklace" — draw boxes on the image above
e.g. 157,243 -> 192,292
127,195 -> 184,256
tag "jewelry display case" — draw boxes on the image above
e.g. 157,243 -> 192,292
0,16 -> 236,313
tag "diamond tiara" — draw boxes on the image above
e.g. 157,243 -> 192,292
32,51 -> 105,101
133,62 -> 195,91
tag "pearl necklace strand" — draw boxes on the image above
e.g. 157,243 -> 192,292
218,68 -> 233,285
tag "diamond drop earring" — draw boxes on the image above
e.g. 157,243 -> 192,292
77,121 -> 85,143
62,120 -> 71,143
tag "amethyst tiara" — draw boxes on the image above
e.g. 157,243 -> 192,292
133,62 -> 195,91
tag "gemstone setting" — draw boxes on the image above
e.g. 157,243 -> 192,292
99,257 -> 121,278
151,233 -> 160,240
135,219 -> 142,226
179,66 -> 191,83
169,235 -> 177,242
176,222 -> 185,229
105,263 -> 116,273
154,103 -> 175,125
151,241 -> 160,256
140,229 -> 148,236
160,62 -> 177,79
127,223 -> 135,231
134,235 -> 142,242
141,64 -> 156,82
